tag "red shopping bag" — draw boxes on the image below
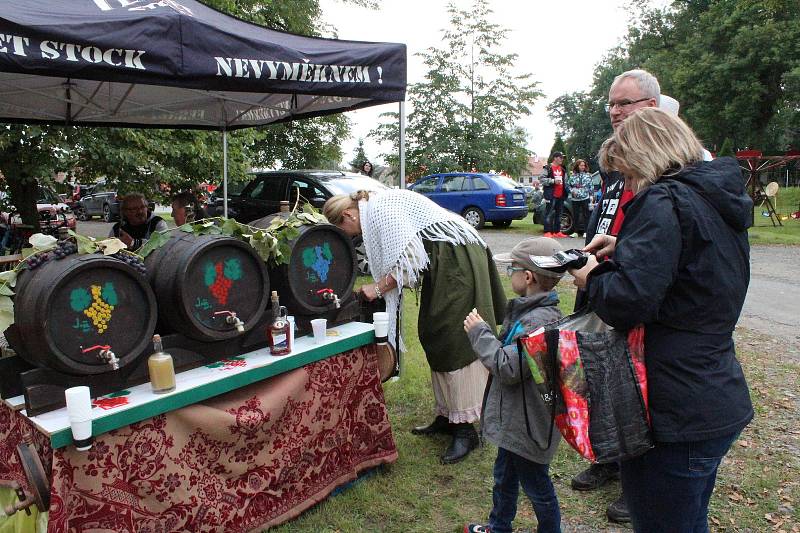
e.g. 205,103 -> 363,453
519,311 -> 651,463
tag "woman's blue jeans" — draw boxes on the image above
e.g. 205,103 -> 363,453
620,432 -> 739,532
488,447 -> 561,533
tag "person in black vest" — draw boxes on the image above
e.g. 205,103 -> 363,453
538,152 -> 569,238
109,193 -> 168,251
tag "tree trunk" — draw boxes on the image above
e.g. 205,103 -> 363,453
4,169 -> 41,233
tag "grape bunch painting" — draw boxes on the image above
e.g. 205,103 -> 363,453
204,258 -> 243,306
70,283 -> 118,334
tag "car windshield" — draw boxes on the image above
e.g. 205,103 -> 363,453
324,176 -> 388,196
38,187 -> 61,204
489,175 -> 520,189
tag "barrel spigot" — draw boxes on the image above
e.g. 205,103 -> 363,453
214,310 -> 245,333
316,288 -> 341,309
82,345 -> 119,370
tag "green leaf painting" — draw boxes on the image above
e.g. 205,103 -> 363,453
204,263 -> 217,287
102,282 -> 118,306
70,288 -> 92,312
224,258 -> 243,280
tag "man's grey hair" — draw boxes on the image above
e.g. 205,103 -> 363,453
121,192 -> 147,208
611,69 -> 661,105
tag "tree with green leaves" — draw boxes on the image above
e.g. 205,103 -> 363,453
718,138 -> 735,157
1,0 -> 359,230
549,1 -> 800,159
371,0 -> 542,179
348,138 -> 370,171
549,134 -> 568,162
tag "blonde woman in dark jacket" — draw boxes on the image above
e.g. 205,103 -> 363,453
571,108 -> 753,532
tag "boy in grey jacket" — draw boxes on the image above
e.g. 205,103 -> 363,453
462,237 -> 564,533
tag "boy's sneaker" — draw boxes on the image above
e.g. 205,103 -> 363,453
553,232 -> 569,238
464,524 -> 490,533
543,232 -> 554,237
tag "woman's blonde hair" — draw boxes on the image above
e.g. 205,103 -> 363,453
599,107 -> 704,193
322,190 -> 371,224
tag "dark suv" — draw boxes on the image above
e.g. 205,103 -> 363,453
213,170 -> 387,223
75,182 -> 120,222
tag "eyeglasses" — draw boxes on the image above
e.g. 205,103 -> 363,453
506,266 -> 527,276
604,97 -> 651,113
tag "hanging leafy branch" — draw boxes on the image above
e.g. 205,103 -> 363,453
138,202 -> 327,264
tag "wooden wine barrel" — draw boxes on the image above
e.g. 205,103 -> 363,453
249,219 -> 357,316
10,254 -> 157,375
145,233 -> 269,341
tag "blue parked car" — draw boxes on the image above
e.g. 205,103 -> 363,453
408,172 -> 529,229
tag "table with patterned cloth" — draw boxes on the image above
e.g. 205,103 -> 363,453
0,345 -> 397,532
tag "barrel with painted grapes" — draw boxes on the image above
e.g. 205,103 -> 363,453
247,220 -> 357,316
144,233 -> 269,341
10,252 -> 157,375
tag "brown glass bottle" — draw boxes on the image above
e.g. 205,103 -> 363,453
268,291 -> 291,355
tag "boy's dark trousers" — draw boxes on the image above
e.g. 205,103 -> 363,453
488,447 -> 561,533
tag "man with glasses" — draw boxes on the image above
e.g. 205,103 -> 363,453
570,68 -> 660,525
109,193 -> 168,251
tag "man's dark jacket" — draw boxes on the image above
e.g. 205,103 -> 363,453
539,164 -> 570,201
586,157 -> 753,442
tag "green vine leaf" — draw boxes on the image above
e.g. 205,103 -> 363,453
0,270 -> 17,289
0,296 -> 14,334
138,230 -> 171,258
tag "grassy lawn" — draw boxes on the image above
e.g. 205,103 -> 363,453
492,186 -> 800,245
272,280 -> 800,532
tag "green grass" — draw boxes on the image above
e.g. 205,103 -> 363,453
271,278 -> 798,532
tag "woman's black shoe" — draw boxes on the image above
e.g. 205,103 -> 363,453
441,423 -> 479,464
411,415 -> 452,436
606,494 -> 631,523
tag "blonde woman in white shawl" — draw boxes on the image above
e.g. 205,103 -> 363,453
324,189 -> 507,464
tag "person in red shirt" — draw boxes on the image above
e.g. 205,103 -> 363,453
538,151 -> 570,238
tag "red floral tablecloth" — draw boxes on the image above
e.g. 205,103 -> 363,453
0,345 -> 397,532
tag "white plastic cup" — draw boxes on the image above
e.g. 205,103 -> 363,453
374,319 -> 389,339
287,316 -> 296,350
372,312 -> 388,323
310,318 -> 327,344
65,386 -> 93,451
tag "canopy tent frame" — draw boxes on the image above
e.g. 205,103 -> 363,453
0,0 -> 408,209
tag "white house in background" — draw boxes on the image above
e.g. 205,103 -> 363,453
517,155 -> 545,185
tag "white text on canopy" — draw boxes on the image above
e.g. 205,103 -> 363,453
0,34 -> 146,70
215,57 -> 381,84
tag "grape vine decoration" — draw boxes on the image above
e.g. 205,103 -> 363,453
204,258 -> 243,305
70,283 -> 118,334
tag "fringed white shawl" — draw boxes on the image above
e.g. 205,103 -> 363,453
359,189 -> 486,352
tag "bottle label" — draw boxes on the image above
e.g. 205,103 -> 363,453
272,333 -> 287,349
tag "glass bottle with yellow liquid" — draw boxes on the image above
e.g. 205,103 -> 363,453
148,334 -> 176,394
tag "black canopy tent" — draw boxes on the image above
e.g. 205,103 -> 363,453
0,0 -> 408,212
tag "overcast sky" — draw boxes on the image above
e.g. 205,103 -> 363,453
319,0 -> 637,168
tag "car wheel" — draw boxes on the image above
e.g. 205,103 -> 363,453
462,207 -> 485,229
102,204 -> 112,223
491,220 -> 512,228
75,206 -> 90,221
353,236 -> 370,276
560,210 -> 574,235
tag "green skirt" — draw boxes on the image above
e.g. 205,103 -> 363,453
418,240 -> 506,372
